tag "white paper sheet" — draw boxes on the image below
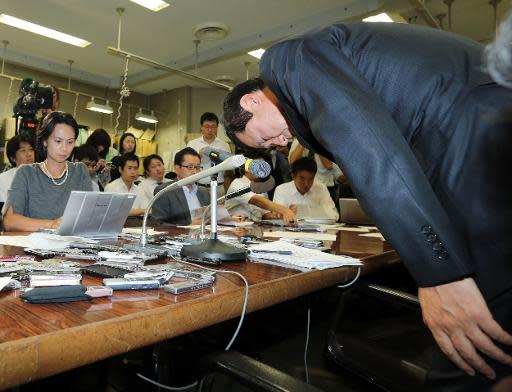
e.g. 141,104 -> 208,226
359,232 -> 385,240
337,227 -> 370,233
122,228 -> 167,236
0,233 -> 96,249
0,277 -> 13,291
263,231 -> 337,241
248,240 -> 361,270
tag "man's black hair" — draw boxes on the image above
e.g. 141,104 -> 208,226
118,153 -> 139,170
143,154 -> 164,174
200,112 -> 219,125
73,144 -> 99,162
291,157 -> 317,175
222,78 -> 266,144
6,133 -> 35,166
174,147 -> 200,166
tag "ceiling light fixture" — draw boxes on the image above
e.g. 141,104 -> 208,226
248,48 -> 265,60
135,109 -> 158,124
0,14 -> 91,47
129,0 -> 170,12
214,75 -> 235,84
363,13 -> 395,23
86,98 -> 114,114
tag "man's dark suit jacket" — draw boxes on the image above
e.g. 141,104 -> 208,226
152,182 -> 210,226
260,22 -> 512,300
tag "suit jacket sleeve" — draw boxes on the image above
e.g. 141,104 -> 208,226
261,36 -> 473,287
152,186 -> 191,225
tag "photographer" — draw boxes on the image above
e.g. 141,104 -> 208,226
85,128 -> 119,185
2,112 -> 91,232
39,85 -> 59,117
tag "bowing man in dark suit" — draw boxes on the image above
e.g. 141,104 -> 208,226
152,147 -> 210,226
223,22 -> 512,389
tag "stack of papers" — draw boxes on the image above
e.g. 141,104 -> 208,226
248,240 -> 361,270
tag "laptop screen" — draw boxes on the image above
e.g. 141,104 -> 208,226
57,191 -> 135,238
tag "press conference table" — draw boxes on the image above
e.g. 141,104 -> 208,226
0,225 -> 399,389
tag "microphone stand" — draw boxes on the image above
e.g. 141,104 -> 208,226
180,160 -> 247,264
140,155 -> 246,247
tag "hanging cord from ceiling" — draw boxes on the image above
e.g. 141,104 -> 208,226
67,60 -> 74,90
3,78 -> 13,120
194,39 -> 201,75
1,40 -> 8,75
72,93 -> 79,119
244,61 -> 251,81
489,0 -> 502,34
114,57 -> 131,135
409,0 -> 442,29
444,0 -> 454,30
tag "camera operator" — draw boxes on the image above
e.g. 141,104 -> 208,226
12,79 -> 54,142
39,85 -> 60,117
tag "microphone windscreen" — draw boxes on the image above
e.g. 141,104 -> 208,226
246,159 -> 271,178
250,176 -> 275,194
203,147 -> 232,163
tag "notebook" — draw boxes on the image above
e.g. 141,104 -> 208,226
338,198 -> 372,225
56,191 -> 135,239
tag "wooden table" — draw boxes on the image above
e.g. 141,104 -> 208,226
0,226 -> 399,389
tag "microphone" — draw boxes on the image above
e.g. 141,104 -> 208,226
140,154 -> 247,246
203,147 -> 271,179
224,176 -> 276,200
199,176 -> 276,238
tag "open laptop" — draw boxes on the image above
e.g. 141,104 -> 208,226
339,198 -> 373,225
296,204 -> 337,224
56,191 -> 135,239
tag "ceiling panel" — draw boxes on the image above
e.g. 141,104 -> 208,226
0,0 -> 509,94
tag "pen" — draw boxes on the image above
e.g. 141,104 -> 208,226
250,250 -> 293,255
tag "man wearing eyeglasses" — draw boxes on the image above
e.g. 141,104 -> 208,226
152,147 -> 210,226
187,112 -> 233,196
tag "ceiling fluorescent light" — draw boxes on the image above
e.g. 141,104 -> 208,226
130,0 -> 170,12
363,13 -> 395,23
0,14 -> 90,47
248,48 -> 265,60
135,109 -> 158,124
86,98 -> 113,114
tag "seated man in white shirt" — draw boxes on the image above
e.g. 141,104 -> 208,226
104,153 -> 145,216
273,157 -> 339,221
136,154 -> 171,208
225,150 -> 296,224
288,138 -> 347,200
0,133 -> 35,209
152,147 -> 210,226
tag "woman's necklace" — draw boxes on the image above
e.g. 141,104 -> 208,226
39,160 -> 69,186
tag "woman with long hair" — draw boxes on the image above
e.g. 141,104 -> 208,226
2,111 -> 91,231
111,132 -> 137,182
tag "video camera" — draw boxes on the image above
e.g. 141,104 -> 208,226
12,78 -> 54,135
